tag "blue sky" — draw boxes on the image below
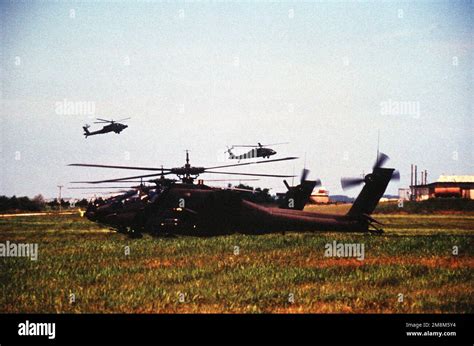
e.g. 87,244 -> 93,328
1,0 -> 472,199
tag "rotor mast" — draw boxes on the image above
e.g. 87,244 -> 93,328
182,150 -> 195,184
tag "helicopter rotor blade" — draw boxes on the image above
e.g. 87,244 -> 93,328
80,191 -> 129,195
260,142 -> 289,147
70,156 -> 297,184
69,157 -> 297,172
373,152 -> 389,170
391,170 -> 400,181
83,179 -> 177,184
99,178 -> 263,183
70,171 -> 174,184
68,186 -> 146,189
70,180 -> 149,184
300,168 -> 309,183
95,118 -> 112,122
205,156 -> 298,170
199,178 -> 260,182
204,171 -> 295,178
68,163 -> 171,171
115,117 -> 131,122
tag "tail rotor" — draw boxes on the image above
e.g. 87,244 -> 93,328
280,169 -> 321,210
341,152 -> 400,218
341,153 -> 400,191
83,124 -> 91,137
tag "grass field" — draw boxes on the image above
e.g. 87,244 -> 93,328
0,209 -> 473,313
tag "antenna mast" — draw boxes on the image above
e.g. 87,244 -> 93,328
376,130 -> 380,161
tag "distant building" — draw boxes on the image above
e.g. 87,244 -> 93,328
398,188 -> 411,201
310,189 -> 330,204
411,175 -> 474,200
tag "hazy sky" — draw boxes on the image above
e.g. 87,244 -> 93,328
1,0 -> 472,199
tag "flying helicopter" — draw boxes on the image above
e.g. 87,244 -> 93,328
225,142 -> 288,161
83,118 -> 130,137
68,151 -> 399,238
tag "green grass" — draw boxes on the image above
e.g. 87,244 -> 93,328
0,212 -> 473,313
375,198 -> 474,214
306,198 -> 474,215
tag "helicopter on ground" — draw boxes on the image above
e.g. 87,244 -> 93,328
83,118 -> 130,138
69,152 -> 399,238
225,142 -> 288,161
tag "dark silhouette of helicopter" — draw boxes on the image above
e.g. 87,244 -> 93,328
69,151 -> 399,238
225,142 -> 288,161
83,118 -> 130,137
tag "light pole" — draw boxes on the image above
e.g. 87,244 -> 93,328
57,185 -> 63,212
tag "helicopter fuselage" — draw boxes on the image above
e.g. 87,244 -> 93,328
229,147 -> 277,160
85,182 -> 371,237
83,123 -> 128,137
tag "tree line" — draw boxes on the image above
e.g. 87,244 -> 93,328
0,195 -> 90,212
